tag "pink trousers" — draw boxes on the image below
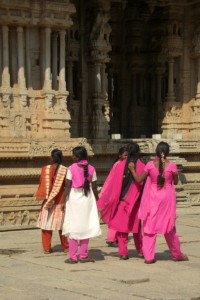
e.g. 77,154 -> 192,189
143,227 -> 185,261
117,231 -> 143,256
107,227 -> 117,242
69,238 -> 89,261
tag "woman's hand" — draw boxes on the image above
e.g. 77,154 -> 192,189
128,162 -> 135,171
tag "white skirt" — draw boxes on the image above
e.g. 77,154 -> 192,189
62,188 -> 101,240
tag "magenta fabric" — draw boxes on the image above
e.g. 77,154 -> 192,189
109,159 -> 145,233
69,160 -> 95,188
97,160 -> 126,224
117,231 -> 143,256
139,160 -> 178,234
143,228 -> 184,261
107,227 -> 117,242
69,238 -> 89,260
98,159 -> 145,233
117,232 -> 129,256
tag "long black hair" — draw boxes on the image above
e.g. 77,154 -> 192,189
51,149 -> 63,174
156,142 -> 170,188
120,142 -> 140,199
72,146 -> 90,196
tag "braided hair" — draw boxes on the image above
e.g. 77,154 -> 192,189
72,146 -> 90,196
120,142 -> 140,199
51,149 -> 63,175
156,142 -> 170,188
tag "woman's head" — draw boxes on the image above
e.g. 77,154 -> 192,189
122,142 -> 140,185
72,146 -> 89,196
118,146 -> 128,160
126,142 -> 140,159
156,142 -> 169,188
156,142 -> 169,159
72,146 -> 88,162
51,149 -> 63,164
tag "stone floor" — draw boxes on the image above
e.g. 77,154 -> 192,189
0,207 -> 200,300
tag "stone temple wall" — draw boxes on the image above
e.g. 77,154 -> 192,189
1,137 -> 200,231
0,0 -> 200,230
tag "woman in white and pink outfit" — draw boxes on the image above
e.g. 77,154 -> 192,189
62,146 -> 101,264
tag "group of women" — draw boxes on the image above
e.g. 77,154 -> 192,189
36,142 -> 188,264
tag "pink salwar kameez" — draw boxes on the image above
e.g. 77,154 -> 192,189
107,228 -> 117,243
98,159 -> 145,257
62,160 -> 101,262
139,161 -> 185,262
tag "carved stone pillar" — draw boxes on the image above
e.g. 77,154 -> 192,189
0,31 -> 2,88
101,64 -> 106,96
25,28 -> 31,89
94,63 -> 102,95
156,68 -> 163,132
44,28 -> 52,90
196,57 -> 200,99
17,27 -> 26,89
52,32 -> 58,90
167,58 -> 175,101
43,28 -> 54,111
67,61 -> 74,101
2,25 -> 11,108
107,69 -> 113,105
17,27 -> 27,109
59,30 -> 66,92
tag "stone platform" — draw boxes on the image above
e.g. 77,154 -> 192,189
0,206 -> 199,300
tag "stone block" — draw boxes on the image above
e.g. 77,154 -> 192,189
111,134 -> 122,140
172,134 -> 183,140
152,134 -> 161,140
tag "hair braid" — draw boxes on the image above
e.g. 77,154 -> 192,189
157,152 -> 165,188
83,164 -> 90,196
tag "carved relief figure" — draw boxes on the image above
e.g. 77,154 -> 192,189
2,94 -> 10,108
22,210 -> 38,225
90,11 -> 110,43
20,95 -> 28,109
45,94 -> 54,111
14,115 -> 23,131
16,211 -> 23,225
8,212 -> 17,225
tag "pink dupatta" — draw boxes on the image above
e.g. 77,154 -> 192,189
97,159 -> 145,224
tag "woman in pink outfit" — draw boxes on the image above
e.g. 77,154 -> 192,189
128,141 -> 188,264
98,142 -> 145,260
106,146 -> 128,247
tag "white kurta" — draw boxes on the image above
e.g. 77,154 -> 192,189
62,170 -> 101,240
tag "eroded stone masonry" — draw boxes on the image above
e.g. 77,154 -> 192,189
0,0 -> 200,229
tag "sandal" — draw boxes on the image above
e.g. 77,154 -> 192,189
63,248 -> 69,253
138,252 -> 144,258
119,255 -> 129,260
64,258 -> 78,264
173,255 -> 189,262
79,257 -> 95,263
43,249 -> 52,254
144,259 -> 156,264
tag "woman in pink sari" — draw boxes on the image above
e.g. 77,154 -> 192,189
98,142 -> 145,260
128,141 -> 188,264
